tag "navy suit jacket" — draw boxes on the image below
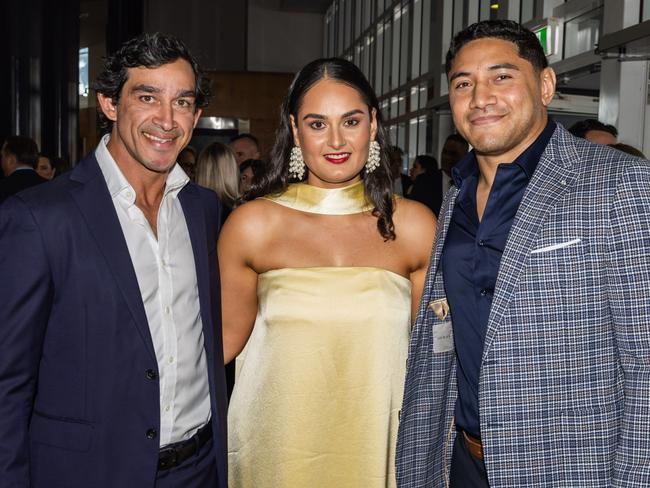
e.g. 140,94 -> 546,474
0,168 -> 47,203
0,154 -> 228,488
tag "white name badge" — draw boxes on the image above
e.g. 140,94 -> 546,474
432,321 -> 454,353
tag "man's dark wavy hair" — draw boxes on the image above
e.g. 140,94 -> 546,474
94,32 -> 211,133
446,20 -> 548,76
568,119 -> 618,139
245,57 -> 396,241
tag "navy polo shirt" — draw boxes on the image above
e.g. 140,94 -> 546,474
441,120 -> 556,438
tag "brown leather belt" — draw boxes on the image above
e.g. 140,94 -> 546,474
462,430 -> 484,461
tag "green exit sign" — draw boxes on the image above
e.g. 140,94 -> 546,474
534,25 -> 552,56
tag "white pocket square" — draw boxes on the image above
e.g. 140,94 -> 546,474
531,238 -> 581,254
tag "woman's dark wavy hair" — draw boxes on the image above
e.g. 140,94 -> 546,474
93,32 -> 211,133
445,20 -> 548,76
245,57 -> 396,240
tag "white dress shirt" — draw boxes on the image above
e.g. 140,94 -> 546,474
95,135 -> 211,447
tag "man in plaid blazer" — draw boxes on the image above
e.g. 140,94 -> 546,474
396,20 -> 650,487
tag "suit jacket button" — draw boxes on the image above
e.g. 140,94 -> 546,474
145,369 -> 158,380
146,428 -> 157,440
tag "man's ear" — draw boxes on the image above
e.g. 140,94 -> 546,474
540,67 -> 556,107
290,114 -> 300,147
193,108 -> 203,128
97,93 -> 118,122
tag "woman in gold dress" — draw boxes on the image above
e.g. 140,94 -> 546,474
219,58 -> 437,488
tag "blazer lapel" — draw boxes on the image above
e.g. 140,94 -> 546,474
414,186 -> 460,325
482,125 -> 579,361
178,185 -> 215,360
68,155 -> 157,362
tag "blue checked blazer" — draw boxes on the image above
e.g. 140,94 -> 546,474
396,124 -> 650,487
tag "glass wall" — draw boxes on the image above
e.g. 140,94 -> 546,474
564,7 -> 603,58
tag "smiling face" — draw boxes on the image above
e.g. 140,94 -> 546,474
97,58 -> 201,180
290,78 -> 377,189
448,38 -> 555,165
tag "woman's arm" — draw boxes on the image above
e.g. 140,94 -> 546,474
218,202 -> 265,363
394,198 -> 438,319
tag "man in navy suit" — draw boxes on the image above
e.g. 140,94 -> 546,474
0,33 -> 227,487
0,136 -> 47,203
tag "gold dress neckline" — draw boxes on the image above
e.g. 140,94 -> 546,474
262,180 -> 372,215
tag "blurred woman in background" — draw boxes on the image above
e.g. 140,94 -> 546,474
196,142 -> 240,224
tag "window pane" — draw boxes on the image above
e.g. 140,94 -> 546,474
421,0 -> 432,74
411,0 -> 423,79
453,0 -> 464,35
389,125 -> 397,148
398,90 -> 407,116
564,8 -> 602,58
383,19 -> 392,94
391,94 -> 398,119
397,123 -> 406,161
479,0 -> 491,21
419,82 -> 428,109
520,0 -> 535,24
644,0 -> 650,21
364,0 -> 372,30
345,0 -> 352,50
356,0 -> 362,40
391,5 -> 401,90
399,3 -> 410,85
417,115 -> 428,155
375,23 -> 384,93
377,0 -> 385,17
338,0 -> 346,55
410,85 -> 419,112
409,117 -> 419,165
380,99 -> 390,122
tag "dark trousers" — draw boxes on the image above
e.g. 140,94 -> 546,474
155,436 -> 217,487
449,433 -> 490,488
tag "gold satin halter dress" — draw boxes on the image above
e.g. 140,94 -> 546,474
227,181 -> 411,488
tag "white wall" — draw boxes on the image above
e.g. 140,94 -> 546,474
247,4 -> 324,73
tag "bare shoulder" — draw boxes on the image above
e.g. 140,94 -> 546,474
393,197 -> 437,239
219,198 -> 282,254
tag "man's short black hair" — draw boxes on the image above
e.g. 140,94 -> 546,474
414,155 -> 438,173
2,136 -> 39,168
446,20 -> 548,76
239,158 -> 265,175
568,119 -> 618,139
94,32 -> 211,132
230,133 -> 259,148
445,133 -> 469,151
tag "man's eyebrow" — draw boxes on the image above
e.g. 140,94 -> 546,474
177,89 -> 197,99
448,63 -> 520,83
131,84 -> 160,94
488,63 -> 520,71
449,71 -> 470,83
130,85 -> 196,99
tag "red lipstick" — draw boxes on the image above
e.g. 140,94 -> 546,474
323,152 -> 351,164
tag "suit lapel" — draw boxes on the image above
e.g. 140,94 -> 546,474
414,187 -> 460,326
68,155 -> 157,361
178,185 -> 215,360
482,126 -> 579,361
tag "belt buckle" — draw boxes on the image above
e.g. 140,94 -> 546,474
159,446 -> 178,470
